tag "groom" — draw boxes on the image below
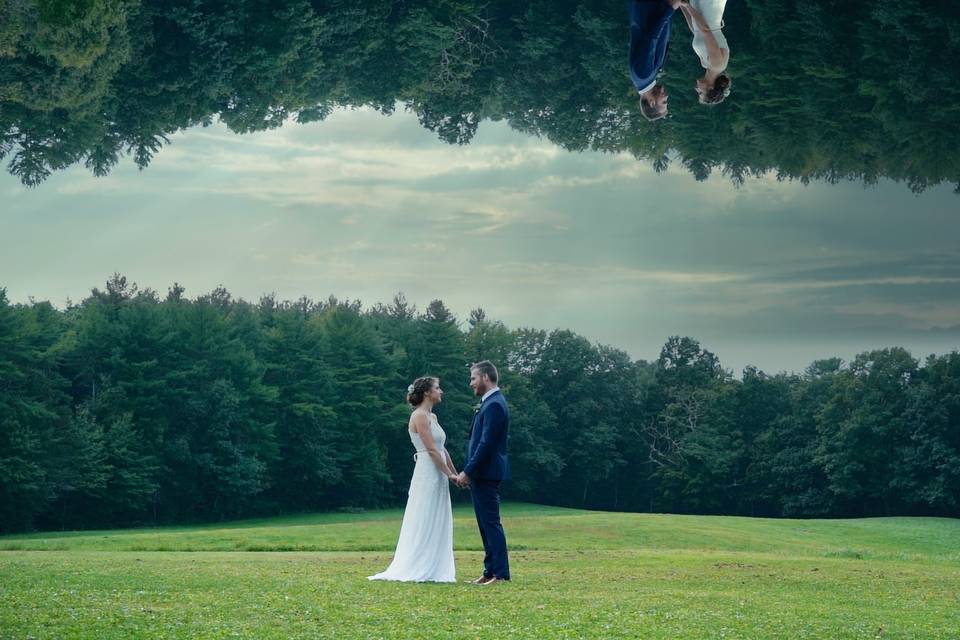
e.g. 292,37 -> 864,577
629,0 -> 682,121
456,360 -> 511,585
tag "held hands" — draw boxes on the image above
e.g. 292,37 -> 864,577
450,471 -> 470,489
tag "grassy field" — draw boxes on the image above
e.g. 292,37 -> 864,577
1,503 -> 958,639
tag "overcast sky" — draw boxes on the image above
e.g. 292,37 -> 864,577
2,107 -> 958,374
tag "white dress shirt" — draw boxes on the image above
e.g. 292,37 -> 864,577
481,387 -> 500,403
637,79 -> 657,95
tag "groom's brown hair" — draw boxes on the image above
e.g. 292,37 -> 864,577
471,360 -> 499,384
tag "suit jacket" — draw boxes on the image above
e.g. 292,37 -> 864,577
628,0 -> 674,92
464,389 -> 511,481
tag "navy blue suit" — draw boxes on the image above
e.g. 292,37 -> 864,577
464,389 -> 510,579
629,0 -> 674,93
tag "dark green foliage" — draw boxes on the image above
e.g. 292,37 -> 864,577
1,277 -> 958,532
318,304 -> 393,506
2,0 -> 958,190
257,296 -> 341,511
0,289 -> 72,530
816,348 -> 919,515
896,353 -> 960,510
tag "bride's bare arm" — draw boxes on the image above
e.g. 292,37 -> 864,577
678,3 -> 696,34
411,412 -> 456,478
443,448 -> 457,476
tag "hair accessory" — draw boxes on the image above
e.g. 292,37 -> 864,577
407,384 -> 415,393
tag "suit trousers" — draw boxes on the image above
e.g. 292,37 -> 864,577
470,479 -> 510,580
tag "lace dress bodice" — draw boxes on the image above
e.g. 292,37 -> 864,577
409,413 -> 446,456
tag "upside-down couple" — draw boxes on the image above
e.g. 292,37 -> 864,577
630,0 -> 732,120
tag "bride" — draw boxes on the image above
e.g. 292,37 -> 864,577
679,0 -> 731,105
368,377 -> 458,582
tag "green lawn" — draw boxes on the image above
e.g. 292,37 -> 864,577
1,504 -> 958,639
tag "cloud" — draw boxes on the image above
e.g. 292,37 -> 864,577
289,240 -> 374,266
481,261 -> 745,286
3,105 -> 960,376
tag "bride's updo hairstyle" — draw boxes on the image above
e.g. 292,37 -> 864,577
406,376 -> 438,407
700,73 -> 731,105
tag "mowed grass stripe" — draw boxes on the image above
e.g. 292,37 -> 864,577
1,504 -> 958,562
1,506 -> 959,638
2,549 -> 958,639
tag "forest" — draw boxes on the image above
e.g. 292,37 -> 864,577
2,0 -> 959,191
2,275 -> 958,533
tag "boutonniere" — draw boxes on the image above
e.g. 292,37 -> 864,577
473,403 -> 482,414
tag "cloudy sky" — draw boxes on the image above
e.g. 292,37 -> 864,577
3,107 -> 958,374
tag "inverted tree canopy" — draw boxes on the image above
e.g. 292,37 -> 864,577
1,0 -> 958,191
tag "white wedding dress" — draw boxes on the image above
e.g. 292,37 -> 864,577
368,414 -> 455,582
690,0 -> 729,71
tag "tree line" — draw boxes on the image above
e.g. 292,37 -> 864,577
2,0 -> 959,192
1,275 -> 957,533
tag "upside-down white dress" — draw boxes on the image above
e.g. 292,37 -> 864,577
690,0 -> 729,71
